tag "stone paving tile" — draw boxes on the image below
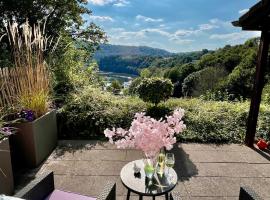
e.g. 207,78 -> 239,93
53,174 -> 96,197
182,177 -> 222,197
49,149 -> 126,161
178,162 -> 263,178
182,176 -> 270,199
240,177 -> 270,198
242,150 -> 270,164
15,142 -> 270,200
179,143 -> 247,152
189,197 -> 238,200
174,181 -> 190,197
42,160 -> 76,175
72,160 -> 127,176
126,150 -> 144,161
182,150 -> 247,163
249,164 -> 270,178
57,140 -> 117,150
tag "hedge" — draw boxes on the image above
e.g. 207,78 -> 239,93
58,87 -> 270,143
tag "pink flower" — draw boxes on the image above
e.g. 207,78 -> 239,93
103,108 -> 186,155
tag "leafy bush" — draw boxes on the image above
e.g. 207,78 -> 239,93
58,86 -> 270,143
50,37 -> 102,106
219,49 -> 257,99
137,78 -> 173,105
128,77 -> 143,95
107,80 -> 123,95
58,87 -> 146,139
163,99 -> 248,143
164,98 -> 270,143
164,63 -> 197,97
182,67 -> 228,97
146,104 -> 172,120
262,83 -> 270,104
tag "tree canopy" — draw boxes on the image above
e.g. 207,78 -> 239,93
0,0 -> 107,67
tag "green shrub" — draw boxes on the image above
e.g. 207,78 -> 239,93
58,86 -> 146,139
137,78 -> 173,105
146,104 -> 172,120
127,77 -> 143,95
262,83 -> 270,104
107,80 -> 123,95
164,98 -> 270,143
182,67 -> 228,97
58,87 -> 270,143
164,99 -> 247,143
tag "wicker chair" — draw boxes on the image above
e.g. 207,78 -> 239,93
14,171 -> 116,200
170,186 -> 263,200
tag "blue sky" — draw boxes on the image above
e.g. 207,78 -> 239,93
85,0 -> 260,52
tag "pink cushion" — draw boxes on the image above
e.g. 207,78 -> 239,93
45,190 -> 96,200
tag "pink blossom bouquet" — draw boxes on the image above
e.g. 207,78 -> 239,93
104,108 -> 186,158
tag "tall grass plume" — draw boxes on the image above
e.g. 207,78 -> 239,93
0,19 -> 59,117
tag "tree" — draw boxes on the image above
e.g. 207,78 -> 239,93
0,0 -> 107,67
137,78 -> 173,105
128,77 -> 142,95
107,80 -> 123,95
220,49 -> 257,99
140,68 -> 151,78
182,67 -> 228,97
164,63 -> 197,97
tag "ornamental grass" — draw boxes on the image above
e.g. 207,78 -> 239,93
0,20 -> 59,117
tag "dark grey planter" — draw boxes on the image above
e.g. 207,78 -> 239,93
0,137 -> 14,195
12,110 -> 57,167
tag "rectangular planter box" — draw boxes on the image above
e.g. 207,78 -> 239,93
11,110 -> 57,168
0,137 -> 14,195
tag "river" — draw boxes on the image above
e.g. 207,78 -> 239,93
98,71 -> 137,88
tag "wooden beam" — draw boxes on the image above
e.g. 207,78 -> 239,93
246,31 -> 270,147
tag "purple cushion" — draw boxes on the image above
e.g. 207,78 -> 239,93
45,190 -> 96,200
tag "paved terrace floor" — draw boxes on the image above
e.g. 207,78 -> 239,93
16,141 -> 270,200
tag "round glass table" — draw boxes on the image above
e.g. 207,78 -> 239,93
120,159 -> 177,200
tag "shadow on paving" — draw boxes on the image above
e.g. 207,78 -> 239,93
251,147 -> 270,162
12,161 -> 45,192
169,144 -> 198,181
13,140 -> 110,192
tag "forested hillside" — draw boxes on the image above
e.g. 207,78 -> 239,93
139,38 -> 263,100
97,38 -> 264,101
95,44 -> 173,59
97,49 -> 209,75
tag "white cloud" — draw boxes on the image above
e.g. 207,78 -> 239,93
170,38 -> 194,44
113,0 -> 130,7
88,0 -> 113,5
88,0 -> 130,7
199,23 -> 218,31
142,28 -> 171,37
89,15 -> 114,22
110,27 -> 126,32
136,15 -> 163,23
210,31 -> 260,42
209,18 -> 232,29
239,9 -> 249,15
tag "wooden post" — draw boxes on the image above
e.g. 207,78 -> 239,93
246,30 -> 270,147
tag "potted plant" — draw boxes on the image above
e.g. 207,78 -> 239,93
11,109 -> 57,168
0,20 -> 58,168
0,121 -> 16,195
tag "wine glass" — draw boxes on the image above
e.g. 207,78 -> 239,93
165,153 -> 175,182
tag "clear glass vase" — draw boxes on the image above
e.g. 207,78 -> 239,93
143,152 -> 157,179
